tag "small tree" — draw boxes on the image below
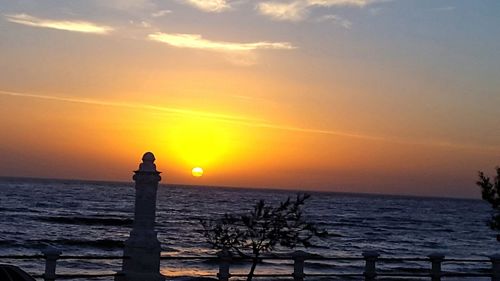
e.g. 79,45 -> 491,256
200,193 -> 327,281
477,167 -> 500,233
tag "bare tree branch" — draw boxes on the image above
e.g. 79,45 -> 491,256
200,193 -> 327,281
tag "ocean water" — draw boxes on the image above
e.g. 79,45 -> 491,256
0,177 -> 497,280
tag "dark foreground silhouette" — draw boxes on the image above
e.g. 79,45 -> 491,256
477,166 -> 500,237
0,264 -> 36,281
201,193 -> 327,281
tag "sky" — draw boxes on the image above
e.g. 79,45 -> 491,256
0,0 -> 499,198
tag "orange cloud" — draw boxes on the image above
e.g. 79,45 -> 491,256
5,14 -> 113,34
148,32 -> 296,52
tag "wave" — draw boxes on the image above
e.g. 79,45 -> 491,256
0,240 -> 15,245
0,238 -> 125,250
35,216 -> 132,226
27,238 -> 124,249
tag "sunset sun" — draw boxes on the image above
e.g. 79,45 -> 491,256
191,167 -> 204,177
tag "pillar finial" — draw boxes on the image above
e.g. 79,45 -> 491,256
137,152 -> 157,172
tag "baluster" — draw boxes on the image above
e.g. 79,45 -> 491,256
292,251 -> 308,281
217,250 -> 232,281
428,253 -> 444,281
363,250 -> 379,281
42,246 -> 61,281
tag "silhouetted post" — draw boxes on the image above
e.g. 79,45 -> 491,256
292,250 -> 307,281
116,152 -> 165,281
217,250 -> 232,281
428,253 -> 444,281
363,250 -> 379,281
491,254 -> 500,281
42,246 -> 61,281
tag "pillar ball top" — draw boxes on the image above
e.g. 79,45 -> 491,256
138,152 -> 158,172
142,152 -> 156,162
42,245 -> 62,256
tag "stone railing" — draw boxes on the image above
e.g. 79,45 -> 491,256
1,250 -> 500,280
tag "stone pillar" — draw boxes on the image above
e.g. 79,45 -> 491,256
116,152 -> 165,281
42,246 -> 61,281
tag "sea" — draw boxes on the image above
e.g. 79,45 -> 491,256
0,177 -> 497,280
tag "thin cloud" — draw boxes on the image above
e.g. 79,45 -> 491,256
257,0 -> 386,22
0,90 -> 261,123
180,0 -> 231,13
316,14 -> 352,29
369,7 -> 383,15
221,119 -> 500,153
151,9 -> 172,17
2,89 -> 498,153
93,0 -> 155,11
148,32 -> 295,52
257,1 -> 309,22
4,14 -> 113,34
307,0 -> 377,7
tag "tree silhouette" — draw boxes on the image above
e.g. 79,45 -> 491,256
477,167 -> 500,233
200,193 -> 327,281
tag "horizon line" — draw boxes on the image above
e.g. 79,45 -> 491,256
0,175 -> 479,201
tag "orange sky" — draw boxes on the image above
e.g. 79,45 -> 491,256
0,0 -> 499,198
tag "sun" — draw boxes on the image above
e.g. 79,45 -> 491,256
191,167 -> 204,177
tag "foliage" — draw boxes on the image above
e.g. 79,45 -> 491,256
477,167 -> 500,230
200,193 -> 327,281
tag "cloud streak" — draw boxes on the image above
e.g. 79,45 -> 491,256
0,90 -> 260,123
148,32 -> 295,52
307,0 -> 377,7
2,89 -> 498,153
217,118 -> 500,153
257,1 -> 309,22
316,14 -> 352,28
151,9 -> 172,17
4,14 -> 113,34
257,0 -> 385,22
180,0 -> 231,12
